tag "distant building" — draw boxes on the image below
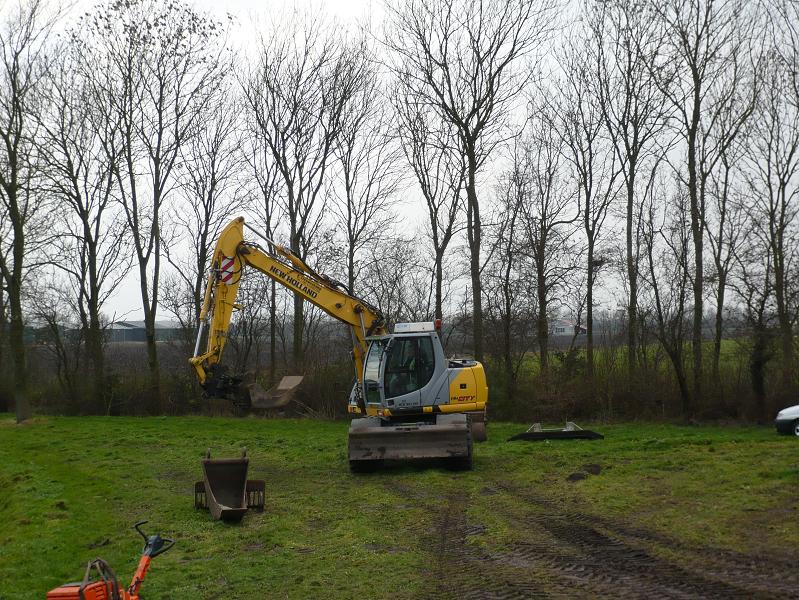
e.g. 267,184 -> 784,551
107,320 -> 184,343
550,318 -> 587,337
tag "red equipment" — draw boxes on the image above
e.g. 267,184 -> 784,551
46,521 -> 174,600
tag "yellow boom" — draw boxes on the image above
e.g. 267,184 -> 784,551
189,217 -> 386,394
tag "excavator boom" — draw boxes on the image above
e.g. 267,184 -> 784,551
190,217 -> 385,404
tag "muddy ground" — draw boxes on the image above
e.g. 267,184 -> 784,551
384,479 -> 798,600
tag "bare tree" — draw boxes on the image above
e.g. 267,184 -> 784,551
164,76 -> 243,340
518,108 -> 580,382
239,87 -> 283,386
704,140 -> 747,387
358,235 -> 432,326
80,0 -> 227,409
556,26 -> 622,385
243,13 -> 363,367
333,52 -> 402,295
743,44 -> 799,397
386,0 -> 556,361
37,38 -> 132,412
588,0 -> 670,381
650,0 -> 759,407
0,0 -> 59,422
226,274 -> 271,376
395,94 -> 463,319
487,147 -> 534,403
29,282 -> 84,411
641,180 -> 692,413
730,219 -> 777,420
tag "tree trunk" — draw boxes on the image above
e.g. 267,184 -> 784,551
269,278 -> 277,387
0,287 -> 4,375
688,80 -> 703,414
0,286 -> 5,412
347,245 -> 356,295
290,225 -> 304,367
86,317 -> 105,414
503,280 -> 515,404
537,258 -> 549,382
465,150 -> 483,362
625,172 -> 637,381
434,250 -> 444,320
9,288 -> 29,423
292,295 -> 304,368
670,349 -> 690,415
85,236 -> 106,414
141,292 -> 161,413
586,238 -> 595,387
750,330 -> 769,421
712,273 -> 726,385
774,252 -> 794,393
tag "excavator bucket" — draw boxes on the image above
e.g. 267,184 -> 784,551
248,375 -> 304,410
348,413 -> 473,471
194,450 -> 264,522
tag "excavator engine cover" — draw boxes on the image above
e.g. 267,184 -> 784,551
348,413 -> 472,468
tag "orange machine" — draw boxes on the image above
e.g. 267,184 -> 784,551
47,521 -> 174,600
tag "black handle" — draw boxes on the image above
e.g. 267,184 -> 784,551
133,520 -> 149,543
148,536 -> 175,558
132,521 -> 175,557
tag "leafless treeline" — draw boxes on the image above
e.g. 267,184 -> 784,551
0,0 -> 797,422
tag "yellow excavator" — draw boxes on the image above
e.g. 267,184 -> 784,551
189,217 -> 488,471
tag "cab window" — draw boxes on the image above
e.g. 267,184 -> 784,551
385,337 -> 435,398
363,341 -> 385,404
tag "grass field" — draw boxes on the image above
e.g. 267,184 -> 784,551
1,415 -> 797,599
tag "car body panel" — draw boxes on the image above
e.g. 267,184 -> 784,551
775,404 -> 799,435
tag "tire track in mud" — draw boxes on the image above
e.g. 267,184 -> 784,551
428,492 -> 553,600
496,483 -> 798,599
384,479 -> 797,599
383,480 -> 559,600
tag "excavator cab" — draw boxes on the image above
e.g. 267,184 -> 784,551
347,322 -> 487,472
354,327 -> 451,412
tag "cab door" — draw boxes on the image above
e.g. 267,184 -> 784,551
380,336 -> 436,410
362,340 -> 387,413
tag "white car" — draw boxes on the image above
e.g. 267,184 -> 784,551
775,404 -> 799,436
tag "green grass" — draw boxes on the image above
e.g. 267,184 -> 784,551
499,337 -> 746,376
0,416 -> 797,599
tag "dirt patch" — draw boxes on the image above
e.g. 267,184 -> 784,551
389,476 -> 797,599
582,464 -> 602,475
491,483 -> 798,599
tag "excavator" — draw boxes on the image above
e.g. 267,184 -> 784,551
189,217 -> 488,471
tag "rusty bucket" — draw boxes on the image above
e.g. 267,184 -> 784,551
194,448 -> 264,522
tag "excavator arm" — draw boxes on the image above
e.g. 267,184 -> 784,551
189,217 -> 386,401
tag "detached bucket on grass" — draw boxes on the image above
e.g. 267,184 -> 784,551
194,449 -> 265,522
